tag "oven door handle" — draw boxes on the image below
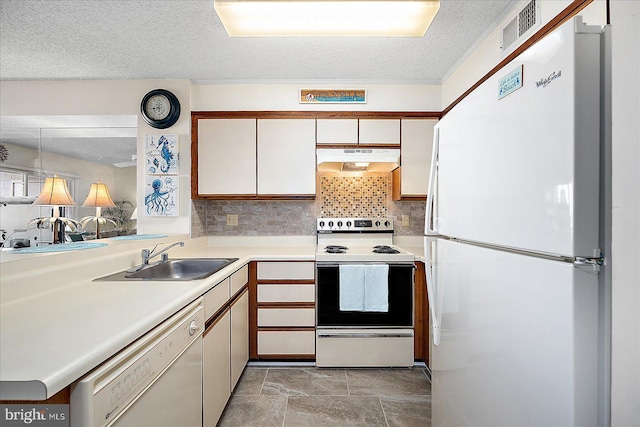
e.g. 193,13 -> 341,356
317,332 -> 414,339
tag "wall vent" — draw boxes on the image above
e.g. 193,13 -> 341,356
501,0 -> 539,54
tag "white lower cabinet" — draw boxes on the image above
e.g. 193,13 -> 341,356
203,309 -> 231,427
254,261 -> 316,359
202,266 -> 249,426
230,290 -> 249,391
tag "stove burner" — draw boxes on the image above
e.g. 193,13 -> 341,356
372,245 -> 401,254
325,245 -> 348,254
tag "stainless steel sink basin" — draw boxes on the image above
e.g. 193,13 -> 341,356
95,258 -> 239,281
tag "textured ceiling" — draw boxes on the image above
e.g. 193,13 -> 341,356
0,0 -> 517,83
0,0 -> 518,166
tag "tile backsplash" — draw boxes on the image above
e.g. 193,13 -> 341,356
192,172 -> 425,237
318,172 -> 388,217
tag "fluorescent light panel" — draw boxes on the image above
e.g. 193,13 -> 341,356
214,0 -> 440,37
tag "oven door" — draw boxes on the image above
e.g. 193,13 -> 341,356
316,262 -> 414,328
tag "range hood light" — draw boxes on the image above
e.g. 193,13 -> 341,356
214,0 -> 441,37
342,162 -> 369,172
317,148 -> 400,172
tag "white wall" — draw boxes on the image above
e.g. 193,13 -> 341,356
441,0 -> 607,108
610,2 -> 640,425
0,79 -> 192,236
192,83 -> 441,111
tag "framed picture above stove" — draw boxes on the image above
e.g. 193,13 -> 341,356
300,89 -> 366,104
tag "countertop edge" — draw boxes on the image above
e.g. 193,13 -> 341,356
1,242 -> 424,400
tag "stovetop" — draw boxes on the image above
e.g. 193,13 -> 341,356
316,217 -> 414,262
316,243 -> 415,262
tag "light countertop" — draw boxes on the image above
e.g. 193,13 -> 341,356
0,235 -> 425,400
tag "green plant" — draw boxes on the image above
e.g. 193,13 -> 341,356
103,199 -> 135,230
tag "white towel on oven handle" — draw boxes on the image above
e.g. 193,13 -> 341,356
364,264 -> 389,312
339,264 -> 365,311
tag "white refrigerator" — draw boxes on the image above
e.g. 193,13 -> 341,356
424,17 -> 604,427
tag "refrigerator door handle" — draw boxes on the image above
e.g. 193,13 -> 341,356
424,237 -> 440,346
425,126 -> 440,236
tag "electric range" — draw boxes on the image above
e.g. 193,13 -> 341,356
315,217 -> 415,368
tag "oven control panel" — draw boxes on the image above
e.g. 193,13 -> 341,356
317,217 -> 394,232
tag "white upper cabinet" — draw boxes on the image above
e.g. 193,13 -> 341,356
316,119 -> 358,145
197,119 -> 256,195
359,119 -> 400,145
257,119 -> 316,195
399,119 -> 436,196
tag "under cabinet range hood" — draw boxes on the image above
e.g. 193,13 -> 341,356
316,148 -> 400,172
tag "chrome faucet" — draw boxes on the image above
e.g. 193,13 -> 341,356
141,241 -> 185,266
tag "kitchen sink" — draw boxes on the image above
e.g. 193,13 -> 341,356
95,258 -> 239,281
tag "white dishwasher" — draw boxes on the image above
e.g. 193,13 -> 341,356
71,299 -> 204,427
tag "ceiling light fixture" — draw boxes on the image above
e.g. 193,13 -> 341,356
214,0 -> 440,37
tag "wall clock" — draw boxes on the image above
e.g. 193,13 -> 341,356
140,89 -> 181,129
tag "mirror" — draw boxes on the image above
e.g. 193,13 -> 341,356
0,115 -> 137,247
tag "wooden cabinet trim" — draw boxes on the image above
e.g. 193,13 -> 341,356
192,194 -> 315,201
205,285 -> 248,331
257,302 -> 315,308
204,306 -> 231,336
255,354 -> 316,360
256,279 -> 316,285
192,111 -> 441,120
414,262 -> 429,364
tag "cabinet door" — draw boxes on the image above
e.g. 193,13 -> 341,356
203,309 -> 231,427
257,119 -> 316,195
400,119 -> 436,196
317,119 -> 358,145
359,119 -> 400,145
230,291 -> 249,391
198,119 -> 256,195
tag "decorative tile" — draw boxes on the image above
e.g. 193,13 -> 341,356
284,396 -> 387,427
318,172 -> 389,218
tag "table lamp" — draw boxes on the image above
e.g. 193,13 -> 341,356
28,175 -> 79,244
80,181 -> 116,239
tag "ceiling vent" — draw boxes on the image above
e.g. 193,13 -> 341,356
501,0 -> 539,53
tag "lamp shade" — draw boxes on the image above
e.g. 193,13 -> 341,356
32,175 -> 76,206
82,182 -> 116,208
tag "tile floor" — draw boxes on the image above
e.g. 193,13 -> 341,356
218,366 -> 432,427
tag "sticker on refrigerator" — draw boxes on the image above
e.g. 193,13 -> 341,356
498,65 -> 523,99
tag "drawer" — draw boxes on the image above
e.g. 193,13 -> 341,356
257,284 -> 315,303
204,278 -> 230,321
258,308 -> 315,327
257,330 -> 316,355
257,262 -> 315,280
230,265 -> 248,295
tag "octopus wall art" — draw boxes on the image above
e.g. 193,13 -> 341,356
144,176 -> 178,216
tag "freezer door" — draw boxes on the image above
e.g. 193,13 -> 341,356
434,19 -> 601,257
430,238 -> 598,427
